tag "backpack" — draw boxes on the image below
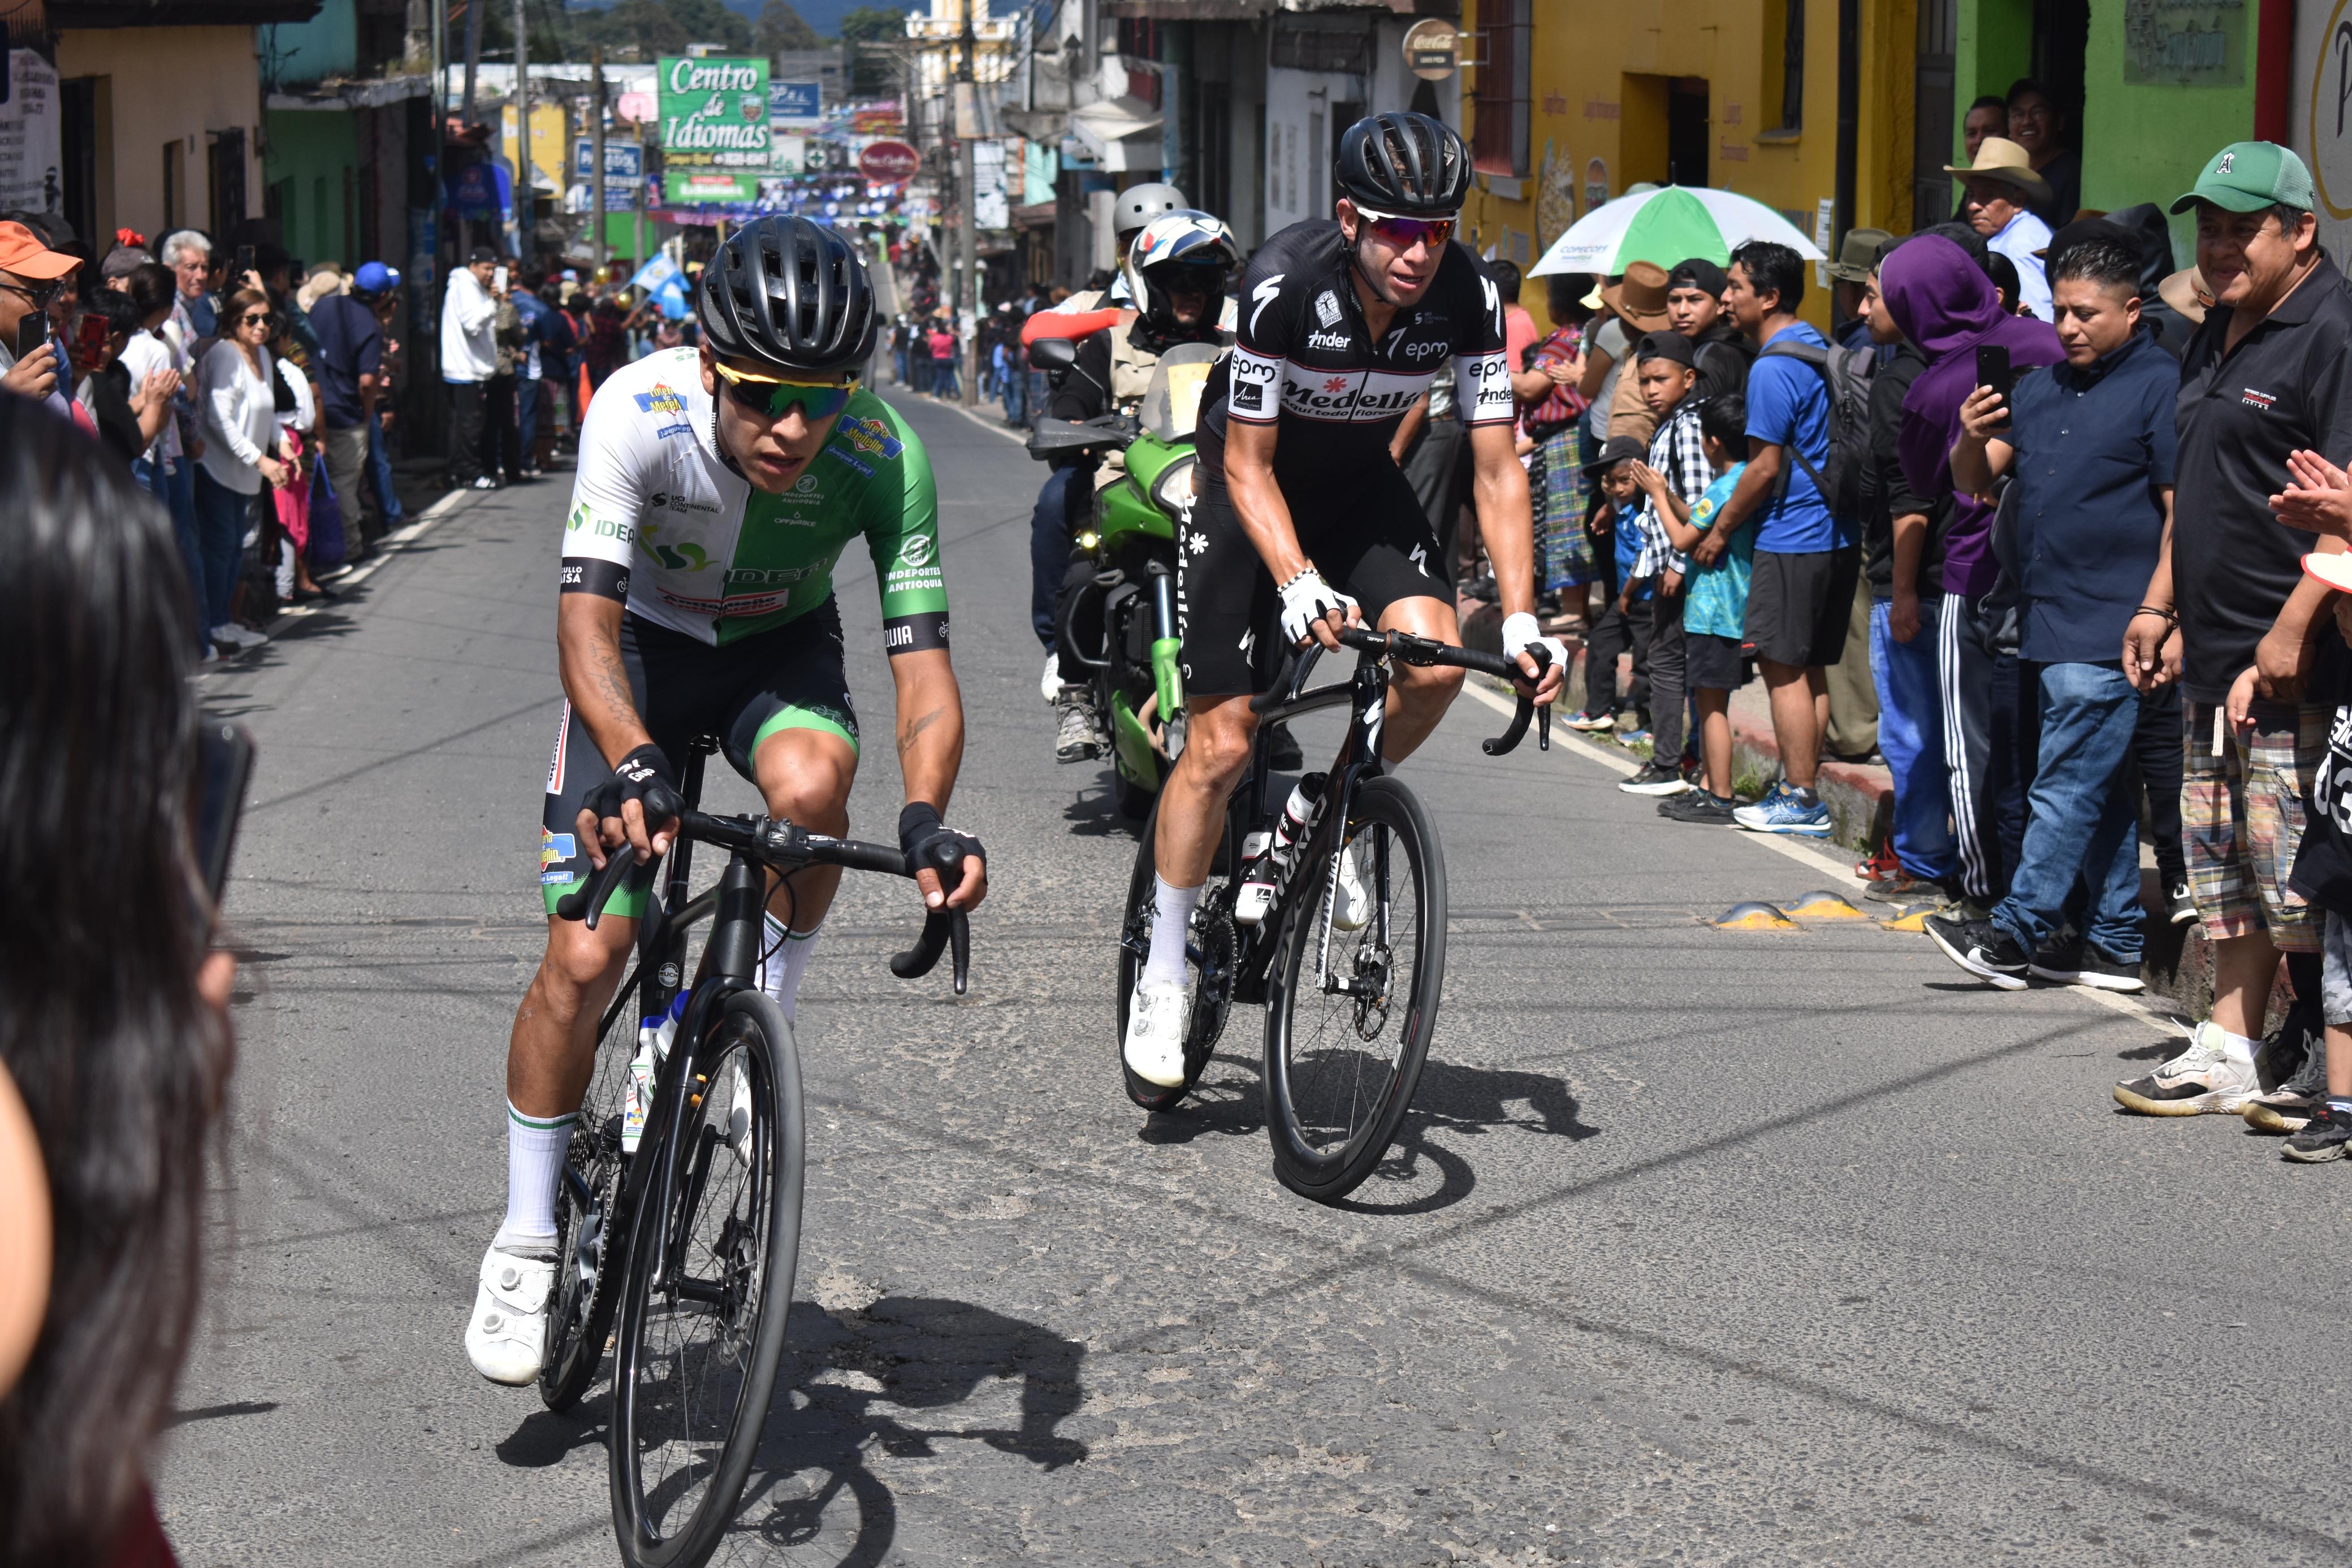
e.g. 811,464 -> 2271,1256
1756,337 -> 1873,525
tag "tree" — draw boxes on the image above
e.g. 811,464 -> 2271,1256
836,5 -> 910,42
755,0 -> 821,54
665,0 -> 753,51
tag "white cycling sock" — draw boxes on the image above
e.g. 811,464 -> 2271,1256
755,913 -> 823,1020
497,1100 -> 576,1257
1143,875 -> 1201,991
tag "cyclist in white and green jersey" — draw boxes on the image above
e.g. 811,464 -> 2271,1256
466,218 -> 987,1387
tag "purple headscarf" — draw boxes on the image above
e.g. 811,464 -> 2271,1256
1879,235 -> 2064,596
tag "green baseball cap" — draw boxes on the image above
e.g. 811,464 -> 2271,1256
2170,141 -> 2315,215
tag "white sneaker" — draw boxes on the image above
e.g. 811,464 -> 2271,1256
2113,1022 -> 2258,1116
1040,649 -> 1061,704
1122,981 -> 1193,1088
464,1241 -> 556,1385
1331,844 -> 1373,932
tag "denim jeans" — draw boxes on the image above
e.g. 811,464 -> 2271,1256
1869,596 -> 1956,880
192,465 -> 252,631
517,376 -> 541,469
1992,661 -> 2145,961
368,410 -> 403,527
1030,465 -> 1080,649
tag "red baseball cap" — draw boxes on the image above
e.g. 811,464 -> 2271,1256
0,221 -> 82,281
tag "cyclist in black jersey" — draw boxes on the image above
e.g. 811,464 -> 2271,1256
1121,111 -> 1566,1088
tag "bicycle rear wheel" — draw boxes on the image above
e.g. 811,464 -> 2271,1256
1264,776 -> 1446,1203
542,890 -> 716,1412
609,989 -> 805,1568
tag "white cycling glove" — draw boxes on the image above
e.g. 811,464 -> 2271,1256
1501,612 -> 1570,691
1278,569 -> 1357,645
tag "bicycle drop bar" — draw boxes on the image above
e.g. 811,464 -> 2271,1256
553,808 -> 971,994
1249,627 -> 1552,755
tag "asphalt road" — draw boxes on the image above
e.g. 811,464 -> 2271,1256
161,388 -> 2352,1568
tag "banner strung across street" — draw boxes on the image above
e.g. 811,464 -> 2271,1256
657,54 -> 769,204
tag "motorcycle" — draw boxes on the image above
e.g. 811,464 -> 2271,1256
1025,338 -> 1221,819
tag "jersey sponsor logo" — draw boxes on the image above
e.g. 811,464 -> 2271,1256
658,587 -> 789,618
1229,346 -> 1278,418
637,523 -> 710,572
721,564 -> 820,588
898,534 -> 936,569
795,474 -> 820,493
836,414 -> 905,461
648,490 -> 720,514
883,610 -> 950,654
1275,362 -> 1430,422
1250,274 -> 1285,336
545,703 -> 571,794
1305,329 -> 1351,352
823,446 -> 875,478
633,381 -> 694,439
1458,351 -> 1514,422
1315,289 -> 1343,328
1399,336 -> 1450,363
570,508 -> 638,545
2243,388 -> 2278,410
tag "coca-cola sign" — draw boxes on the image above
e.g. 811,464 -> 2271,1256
859,140 -> 921,182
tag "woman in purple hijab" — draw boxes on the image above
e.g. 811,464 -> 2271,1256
1879,233 -> 2064,600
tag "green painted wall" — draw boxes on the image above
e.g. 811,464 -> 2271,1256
1955,0 -> 2033,159
264,109 -> 358,267
2079,0 -> 2252,262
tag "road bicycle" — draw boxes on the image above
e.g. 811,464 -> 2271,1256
1118,626 -> 1549,1203
540,737 -> 970,1568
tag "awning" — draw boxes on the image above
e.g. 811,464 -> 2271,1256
1070,95 -> 1162,174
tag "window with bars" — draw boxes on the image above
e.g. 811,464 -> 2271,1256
1778,0 -> 1805,131
1472,0 -> 1530,177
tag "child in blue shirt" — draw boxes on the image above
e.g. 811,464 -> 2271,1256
1641,394 -> 1752,823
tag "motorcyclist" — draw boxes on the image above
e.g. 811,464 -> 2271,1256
1021,183 -> 1190,713
1033,210 -> 1238,763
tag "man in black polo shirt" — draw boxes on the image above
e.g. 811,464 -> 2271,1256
1925,233 -> 2177,992
2114,142 -> 2352,1116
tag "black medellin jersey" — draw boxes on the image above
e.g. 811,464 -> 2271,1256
1200,220 -> 1512,475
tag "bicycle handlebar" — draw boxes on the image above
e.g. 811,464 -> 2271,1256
1249,627 -> 1553,756
554,808 -> 972,995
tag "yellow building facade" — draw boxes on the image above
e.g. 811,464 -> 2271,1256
1462,0 -> 1920,332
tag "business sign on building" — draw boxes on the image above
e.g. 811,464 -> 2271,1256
2122,0 -> 2245,87
859,139 -> 920,182
974,140 -> 1009,228
0,50 -> 60,214
2294,0 -> 2352,254
573,138 -> 644,181
658,54 -> 769,203
771,81 -> 823,125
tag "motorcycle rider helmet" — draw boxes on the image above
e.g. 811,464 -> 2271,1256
697,215 -> 879,375
1121,210 -> 1239,340
1333,111 -> 1471,219
1111,182 -> 1188,243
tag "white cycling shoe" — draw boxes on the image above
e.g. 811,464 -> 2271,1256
465,1240 -> 556,1387
1123,981 -> 1194,1088
1331,845 -> 1373,932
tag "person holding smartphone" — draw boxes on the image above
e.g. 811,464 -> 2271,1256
0,220 -> 83,415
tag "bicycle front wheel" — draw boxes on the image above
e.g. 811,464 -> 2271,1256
1264,776 -> 1447,1203
608,989 -> 805,1568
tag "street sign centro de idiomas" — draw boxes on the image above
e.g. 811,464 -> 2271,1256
1402,19 -> 1458,81
859,140 -> 920,183
657,54 -> 769,205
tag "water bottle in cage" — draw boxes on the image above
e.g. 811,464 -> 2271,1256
1234,772 -> 1326,925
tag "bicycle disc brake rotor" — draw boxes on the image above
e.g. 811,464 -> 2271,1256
1351,942 -> 1393,1041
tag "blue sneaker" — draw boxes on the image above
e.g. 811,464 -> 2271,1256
1733,785 -> 1832,836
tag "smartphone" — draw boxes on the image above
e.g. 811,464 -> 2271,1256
493,265 -> 509,294
233,244 -> 256,283
14,313 -> 45,363
1974,343 -> 2013,432
194,721 -> 256,909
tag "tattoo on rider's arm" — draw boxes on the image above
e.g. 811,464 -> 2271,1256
896,707 -> 944,757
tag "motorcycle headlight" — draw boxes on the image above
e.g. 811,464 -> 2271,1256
1151,455 -> 1198,514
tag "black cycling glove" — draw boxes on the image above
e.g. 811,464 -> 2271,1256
899,802 -> 985,889
580,743 -> 685,838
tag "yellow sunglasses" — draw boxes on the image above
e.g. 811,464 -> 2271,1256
711,360 -> 857,419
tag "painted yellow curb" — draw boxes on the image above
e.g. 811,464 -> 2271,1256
1877,903 -> 1938,932
1714,902 -> 1800,930
1780,890 -> 1866,921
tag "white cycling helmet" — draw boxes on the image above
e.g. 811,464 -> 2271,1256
1121,210 -> 1239,333
1112,182 -> 1188,241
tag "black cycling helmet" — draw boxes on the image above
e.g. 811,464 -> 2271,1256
1333,111 -> 1471,218
698,216 -> 878,375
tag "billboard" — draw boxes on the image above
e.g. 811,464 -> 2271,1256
573,138 -> 644,181
658,54 -> 769,204
771,81 -> 823,125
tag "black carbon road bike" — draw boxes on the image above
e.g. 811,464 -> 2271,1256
1119,627 -> 1550,1203
538,737 -> 970,1568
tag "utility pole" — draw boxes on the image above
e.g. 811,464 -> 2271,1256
513,0 -> 530,262
956,0 -> 978,408
591,46 -> 607,272
461,0 -> 482,129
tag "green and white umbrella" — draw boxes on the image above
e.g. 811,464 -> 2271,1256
1528,185 -> 1825,277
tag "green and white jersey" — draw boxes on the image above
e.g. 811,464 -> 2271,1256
560,347 -> 948,652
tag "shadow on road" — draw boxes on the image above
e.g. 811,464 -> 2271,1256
1332,1059 -> 1599,1216
497,1294 -> 1086,1566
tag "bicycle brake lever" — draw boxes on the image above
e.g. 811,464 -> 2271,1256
1538,702 -> 1551,752
556,839 -> 645,929
949,909 -> 970,996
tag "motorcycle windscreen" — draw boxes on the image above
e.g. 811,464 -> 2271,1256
1139,341 -> 1224,443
